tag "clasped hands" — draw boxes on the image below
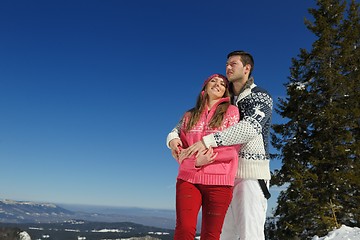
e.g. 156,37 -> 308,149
169,139 -> 218,167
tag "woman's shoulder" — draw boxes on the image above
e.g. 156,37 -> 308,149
182,108 -> 195,118
224,105 -> 240,121
227,104 -> 239,112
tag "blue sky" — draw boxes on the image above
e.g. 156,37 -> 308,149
0,0 -> 316,212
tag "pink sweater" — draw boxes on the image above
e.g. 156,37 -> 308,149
177,97 -> 240,186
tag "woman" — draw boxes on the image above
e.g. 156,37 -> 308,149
171,73 -> 240,240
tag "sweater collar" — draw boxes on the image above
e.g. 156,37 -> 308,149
207,97 -> 230,111
232,77 -> 256,104
240,76 -> 254,93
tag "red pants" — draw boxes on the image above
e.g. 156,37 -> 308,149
174,179 -> 233,240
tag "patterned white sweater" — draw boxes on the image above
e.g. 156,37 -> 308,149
167,78 -> 273,180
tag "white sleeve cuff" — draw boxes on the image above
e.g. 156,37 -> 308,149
166,132 -> 180,149
202,134 -> 218,148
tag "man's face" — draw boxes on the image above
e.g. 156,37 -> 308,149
226,55 -> 246,82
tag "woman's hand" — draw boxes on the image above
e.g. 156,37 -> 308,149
179,140 -> 207,160
195,147 -> 218,167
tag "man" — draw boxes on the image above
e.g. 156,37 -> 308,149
167,50 -> 273,240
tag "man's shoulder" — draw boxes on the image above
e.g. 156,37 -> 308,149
244,85 -> 273,110
252,85 -> 272,98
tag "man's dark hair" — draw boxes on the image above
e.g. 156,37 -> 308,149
227,50 -> 254,76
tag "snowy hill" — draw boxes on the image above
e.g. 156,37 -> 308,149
0,199 -> 75,223
311,225 -> 360,240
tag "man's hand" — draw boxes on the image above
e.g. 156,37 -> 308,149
195,147 -> 217,167
169,138 -> 183,160
178,149 -> 188,164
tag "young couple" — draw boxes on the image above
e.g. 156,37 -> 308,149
166,50 -> 273,240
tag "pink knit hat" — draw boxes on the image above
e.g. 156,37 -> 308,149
202,73 -> 229,89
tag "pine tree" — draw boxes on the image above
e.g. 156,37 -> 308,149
270,0 -> 360,239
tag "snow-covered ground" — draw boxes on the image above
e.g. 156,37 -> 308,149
311,225 -> 360,240
19,231 -> 31,240
194,225 -> 360,240
15,224 -> 360,240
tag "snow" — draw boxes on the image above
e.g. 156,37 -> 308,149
91,228 -> 126,233
194,225 -> 360,239
19,231 -> 31,240
10,225 -> 360,240
8,223 -> 360,240
311,225 -> 360,240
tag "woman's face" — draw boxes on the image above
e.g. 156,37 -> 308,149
205,76 -> 227,101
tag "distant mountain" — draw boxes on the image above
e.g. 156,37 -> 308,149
0,199 -> 75,223
0,199 -> 175,229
